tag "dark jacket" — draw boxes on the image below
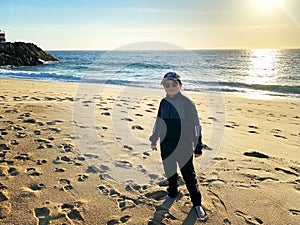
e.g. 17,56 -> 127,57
149,92 -> 203,154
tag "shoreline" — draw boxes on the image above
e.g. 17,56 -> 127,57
0,78 -> 299,224
1,76 -> 299,102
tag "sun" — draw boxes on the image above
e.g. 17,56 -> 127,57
258,0 -> 281,8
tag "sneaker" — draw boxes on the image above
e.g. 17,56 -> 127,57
194,205 -> 206,218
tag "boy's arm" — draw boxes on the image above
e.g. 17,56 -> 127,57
149,101 -> 162,147
191,103 -> 203,155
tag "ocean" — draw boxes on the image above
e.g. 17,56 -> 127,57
1,49 -> 300,99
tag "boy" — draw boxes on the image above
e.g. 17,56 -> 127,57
149,72 -> 206,218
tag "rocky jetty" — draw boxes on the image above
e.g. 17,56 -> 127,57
0,42 -> 58,66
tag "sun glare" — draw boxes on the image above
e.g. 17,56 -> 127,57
246,49 -> 278,85
258,0 -> 281,8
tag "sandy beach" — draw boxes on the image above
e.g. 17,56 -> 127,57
0,78 -> 299,225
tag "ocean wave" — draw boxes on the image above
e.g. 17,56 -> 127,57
212,65 -> 239,70
218,81 -> 300,94
126,62 -> 172,70
0,70 -> 82,81
184,80 -> 300,95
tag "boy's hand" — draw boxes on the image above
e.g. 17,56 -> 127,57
151,145 -> 158,151
194,153 -> 202,158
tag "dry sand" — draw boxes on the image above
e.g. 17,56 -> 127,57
0,78 -> 299,225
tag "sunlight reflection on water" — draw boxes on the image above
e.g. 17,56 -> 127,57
246,49 -> 278,85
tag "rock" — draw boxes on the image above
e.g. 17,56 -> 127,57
0,42 -> 58,66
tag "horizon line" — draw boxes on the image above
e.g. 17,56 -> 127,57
44,47 -> 300,51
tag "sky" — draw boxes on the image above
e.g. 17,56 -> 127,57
1,0 -> 300,50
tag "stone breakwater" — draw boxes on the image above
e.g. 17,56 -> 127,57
0,42 -> 58,66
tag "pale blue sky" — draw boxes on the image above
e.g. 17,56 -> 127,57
1,0 -> 300,50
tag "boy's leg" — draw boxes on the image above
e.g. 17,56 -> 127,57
162,154 -> 178,197
179,157 -> 201,206
166,173 -> 178,197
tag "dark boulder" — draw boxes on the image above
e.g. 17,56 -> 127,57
0,42 -> 58,66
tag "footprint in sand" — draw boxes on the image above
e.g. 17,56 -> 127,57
10,125 -> 26,131
34,207 -> 50,225
101,126 -> 108,130
16,132 -> 27,138
0,183 -> 8,191
106,215 -> 131,225
99,107 -> 111,111
98,185 -> 110,195
243,173 -> 279,182
77,174 -> 88,182
14,153 -> 30,161
53,155 -> 73,164
248,125 -> 259,134
26,168 -> 41,176
98,184 -> 140,212
83,154 -> 99,159
225,121 -> 239,129
8,167 -> 19,176
0,191 -> 8,202
236,210 -> 263,225
125,181 -> 145,192
37,121 -> 44,126
115,160 -> 133,169
271,128 -> 282,134
131,125 -> 144,130
55,168 -> 66,173
121,117 -> 133,122
29,183 -> 46,191
107,215 -> 131,225
208,116 -> 218,122
275,167 -> 298,176
23,118 -> 36,124
36,159 -> 47,165
48,127 -> 61,134
46,120 -> 63,125
59,143 -> 74,152
0,130 -> 8,136
58,179 -> 73,191
18,112 -> 31,119
34,130 -> 41,135
60,203 -> 84,221
204,189 -> 230,223
123,145 -> 133,151
143,152 -> 151,159
289,209 -> 300,215
4,109 -> 18,114
30,97 -> 41,101
5,120 -> 14,125
0,144 -> 10,151
145,190 -> 169,200
101,112 -> 111,116
248,130 -> 258,134
243,151 -> 269,159
273,134 -> 287,139
96,164 -> 110,174
117,197 -> 136,211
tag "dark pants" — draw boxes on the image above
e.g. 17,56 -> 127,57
161,139 -> 202,207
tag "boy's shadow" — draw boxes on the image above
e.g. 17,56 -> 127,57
182,208 -> 198,225
149,196 -> 199,225
149,198 -> 176,224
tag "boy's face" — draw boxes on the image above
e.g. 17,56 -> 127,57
163,79 -> 181,97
